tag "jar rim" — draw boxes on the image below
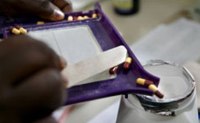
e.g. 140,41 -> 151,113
136,60 -> 195,112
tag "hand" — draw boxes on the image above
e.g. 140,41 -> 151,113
0,0 -> 72,21
0,35 -> 67,123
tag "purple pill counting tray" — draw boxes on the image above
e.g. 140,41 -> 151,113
2,3 -> 159,105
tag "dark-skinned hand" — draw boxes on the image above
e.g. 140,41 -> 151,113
0,0 -> 71,122
0,35 -> 67,123
0,0 -> 72,21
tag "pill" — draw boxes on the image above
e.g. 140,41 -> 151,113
123,57 -> 132,70
154,91 -> 164,99
148,84 -> 158,92
83,16 -> 89,20
109,66 -> 118,75
15,25 -> 27,34
148,84 -> 164,98
136,78 -> 154,87
136,78 -> 164,99
67,16 -> 73,21
11,28 -> 20,35
37,21 -> 45,25
77,16 -> 84,21
19,27 -> 28,34
92,13 -> 97,18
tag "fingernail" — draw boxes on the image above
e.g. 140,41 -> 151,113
51,9 -> 65,21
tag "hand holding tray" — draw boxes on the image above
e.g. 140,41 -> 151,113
2,3 -> 160,105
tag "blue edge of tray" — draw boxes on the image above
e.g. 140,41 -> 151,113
1,3 -> 160,105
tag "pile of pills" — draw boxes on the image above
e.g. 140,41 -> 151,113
67,13 -> 98,22
108,56 -> 164,99
11,26 -> 27,35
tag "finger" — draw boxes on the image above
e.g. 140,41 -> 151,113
12,0 -> 65,21
52,0 -> 72,12
5,68 -> 66,121
0,35 -> 64,85
37,1 -> 65,21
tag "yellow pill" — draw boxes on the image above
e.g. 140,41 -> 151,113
148,84 -> 158,92
67,16 -> 73,21
123,57 -> 132,69
92,13 -> 97,18
136,78 -> 146,85
149,84 -> 164,98
125,57 -> 132,63
11,28 -> 21,35
77,16 -> 84,21
83,16 -> 89,20
136,78 -> 154,86
19,27 -> 27,34
37,21 -> 45,25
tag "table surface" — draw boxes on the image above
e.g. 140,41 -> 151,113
64,0 -> 197,123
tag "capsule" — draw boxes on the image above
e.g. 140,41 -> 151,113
109,66 -> 118,75
123,57 -> 132,70
136,78 -> 164,99
92,13 -> 97,18
11,28 -> 21,35
148,84 -> 164,99
11,27 -> 20,35
77,16 -> 84,21
19,27 -> 28,34
83,15 -> 89,20
37,21 -> 45,25
67,16 -> 73,21
136,78 -> 153,87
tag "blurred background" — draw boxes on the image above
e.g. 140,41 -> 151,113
71,0 -> 195,44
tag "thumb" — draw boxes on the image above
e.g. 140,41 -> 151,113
37,1 -> 65,21
0,0 -> 65,21
17,0 -> 65,21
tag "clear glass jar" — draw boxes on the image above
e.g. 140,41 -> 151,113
117,60 -> 198,123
